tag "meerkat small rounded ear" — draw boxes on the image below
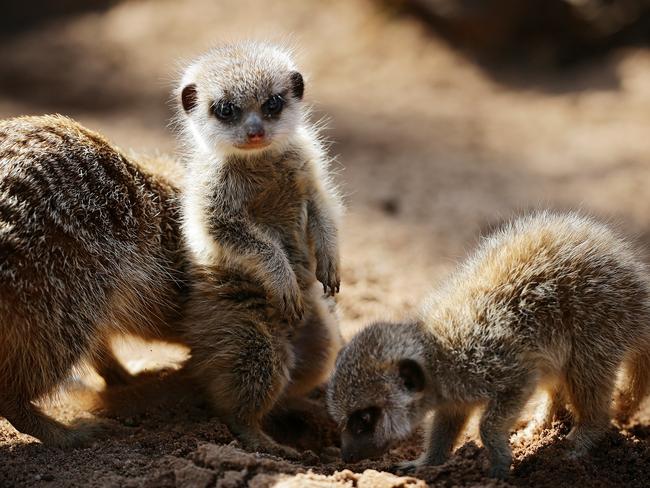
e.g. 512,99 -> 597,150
290,72 -> 304,100
181,83 -> 198,112
398,359 -> 425,393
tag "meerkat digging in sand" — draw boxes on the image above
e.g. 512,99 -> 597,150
327,212 -> 650,478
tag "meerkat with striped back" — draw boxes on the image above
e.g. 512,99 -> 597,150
0,115 -> 188,447
327,212 -> 650,478
176,41 -> 343,458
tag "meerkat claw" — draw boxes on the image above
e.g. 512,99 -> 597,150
279,288 -> 304,325
391,460 -> 418,474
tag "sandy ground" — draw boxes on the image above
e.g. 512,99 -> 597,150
1,0 -> 650,486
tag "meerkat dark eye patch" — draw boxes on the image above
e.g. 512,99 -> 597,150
212,99 -> 241,123
262,95 -> 284,118
290,71 -> 304,99
398,359 -> 425,393
347,406 -> 381,436
181,84 -> 198,112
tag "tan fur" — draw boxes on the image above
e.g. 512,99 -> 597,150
0,43 -> 342,456
176,41 -> 343,457
0,115 -> 188,446
327,212 -> 650,478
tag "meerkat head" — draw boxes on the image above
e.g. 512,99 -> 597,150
177,41 -> 306,156
327,321 -> 432,463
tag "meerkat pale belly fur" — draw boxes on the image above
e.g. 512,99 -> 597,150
176,42 -> 343,457
327,212 -> 650,478
0,115 -> 188,446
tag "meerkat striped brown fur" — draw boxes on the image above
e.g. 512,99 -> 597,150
0,115 -> 188,447
176,41 -> 343,458
327,212 -> 650,478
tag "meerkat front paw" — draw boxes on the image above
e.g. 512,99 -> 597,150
613,390 -> 636,425
275,276 -> 304,325
487,462 -> 511,480
316,251 -> 340,296
392,453 -> 441,474
235,425 -> 302,460
391,459 -> 421,473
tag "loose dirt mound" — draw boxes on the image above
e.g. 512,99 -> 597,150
1,367 -> 649,487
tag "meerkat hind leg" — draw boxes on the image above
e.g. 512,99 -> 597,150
283,291 -> 340,399
1,399 -> 105,447
187,311 -> 302,460
615,346 -> 650,424
563,361 -> 616,457
93,340 -> 134,387
541,382 -> 571,430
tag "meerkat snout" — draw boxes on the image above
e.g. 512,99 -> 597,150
341,406 -> 384,463
242,112 -> 266,144
340,360 -> 426,463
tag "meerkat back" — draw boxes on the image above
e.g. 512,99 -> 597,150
0,115 -> 185,446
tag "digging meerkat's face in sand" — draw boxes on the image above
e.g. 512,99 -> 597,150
326,322 -> 430,463
179,42 -> 305,155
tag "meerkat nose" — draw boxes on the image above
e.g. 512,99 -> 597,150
245,115 -> 265,140
248,131 -> 265,141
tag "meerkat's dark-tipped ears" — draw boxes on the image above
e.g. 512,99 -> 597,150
398,359 -> 426,393
290,72 -> 304,99
181,84 -> 198,112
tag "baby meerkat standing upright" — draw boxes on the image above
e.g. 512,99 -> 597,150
176,42 -> 343,457
327,212 -> 650,478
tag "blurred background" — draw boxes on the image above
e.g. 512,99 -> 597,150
2,0 -> 650,333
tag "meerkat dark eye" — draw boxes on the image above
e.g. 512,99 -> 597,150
262,95 -> 284,118
213,100 -> 239,122
347,407 -> 381,436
